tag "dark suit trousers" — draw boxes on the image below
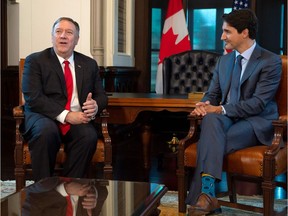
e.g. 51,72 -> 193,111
185,113 -> 259,205
26,116 -> 97,181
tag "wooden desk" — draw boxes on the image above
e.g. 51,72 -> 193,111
106,93 -> 201,169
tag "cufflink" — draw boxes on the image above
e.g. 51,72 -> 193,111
221,106 -> 225,115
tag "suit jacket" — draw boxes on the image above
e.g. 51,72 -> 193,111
22,48 -> 108,132
202,44 -> 282,145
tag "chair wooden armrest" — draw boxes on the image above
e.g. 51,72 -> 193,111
97,109 -> 113,179
265,115 -> 287,156
178,115 -> 202,149
13,105 -> 24,117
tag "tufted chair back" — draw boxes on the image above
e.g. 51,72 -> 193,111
162,50 -> 222,94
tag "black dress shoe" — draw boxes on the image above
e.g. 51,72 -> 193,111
188,193 -> 221,215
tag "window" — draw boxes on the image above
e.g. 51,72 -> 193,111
151,8 -> 162,93
150,1 -> 286,92
150,1 -> 232,92
118,0 -> 127,53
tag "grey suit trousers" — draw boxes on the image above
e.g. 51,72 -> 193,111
185,113 -> 259,205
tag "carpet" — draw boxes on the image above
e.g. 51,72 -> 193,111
1,180 -> 34,199
159,191 -> 287,216
2,181 -> 287,215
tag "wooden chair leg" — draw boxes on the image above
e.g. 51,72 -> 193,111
103,165 -> 113,179
227,173 -> 237,203
177,168 -> 187,213
262,178 -> 276,216
15,168 -> 25,191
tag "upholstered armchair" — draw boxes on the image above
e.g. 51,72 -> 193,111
13,59 -> 113,191
177,55 -> 287,215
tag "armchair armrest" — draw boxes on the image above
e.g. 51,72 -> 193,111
178,115 -> 202,149
265,115 -> 287,156
97,109 -> 113,178
99,109 -> 110,140
177,114 -> 202,169
13,105 -> 24,118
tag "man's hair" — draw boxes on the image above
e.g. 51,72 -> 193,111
52,17 -> 80,36
222,9 -> 258,40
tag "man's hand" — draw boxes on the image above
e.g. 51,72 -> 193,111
83,193 -> 97,214
83,187 -> 98,216
64,182 -> 97,215
204,105 -> 222,114
64,182 -> 91,196
191,101 -> 210,116
82,92 -> 98,119
191,101 -> 222,116
65,111 -> 90,124
64,92 -> 98,124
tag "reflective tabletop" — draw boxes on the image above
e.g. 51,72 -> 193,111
1,177 -> 168,216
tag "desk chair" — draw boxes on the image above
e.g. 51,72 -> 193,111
163,50 -> 221,95
177,55 -> 287,215
155,50 -> 221,167
13,59 -> 113,191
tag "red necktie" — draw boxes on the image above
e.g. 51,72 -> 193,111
59,60 -> 73,135
66,195 -> 73,216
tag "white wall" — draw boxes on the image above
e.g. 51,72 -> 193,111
7,0 -> 91,65
7,0 -> 135,67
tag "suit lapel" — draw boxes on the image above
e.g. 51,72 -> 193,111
74,55 -> 84,103
240,45 -> 261,85
49,50 -> 68,97
222,53 -> 235,103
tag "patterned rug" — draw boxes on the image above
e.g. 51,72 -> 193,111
1,180 -> 34,199
159,191 -> 287,216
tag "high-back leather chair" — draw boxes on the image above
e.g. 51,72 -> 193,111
13,58 -> 113,191
162,50 -> 221,94
177,55 -> 287,216
155,50 -> 222,160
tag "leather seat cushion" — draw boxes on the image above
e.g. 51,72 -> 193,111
184,144 -> 287,177
23,140 -> 105,165
224,145 -> 287,177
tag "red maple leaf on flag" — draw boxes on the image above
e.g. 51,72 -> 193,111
158,28 -> 191,65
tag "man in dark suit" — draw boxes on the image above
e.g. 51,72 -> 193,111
21,17 -> 108,181
186,9 -> 282,215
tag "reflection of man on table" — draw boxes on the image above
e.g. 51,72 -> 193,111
22,177 -> 108,216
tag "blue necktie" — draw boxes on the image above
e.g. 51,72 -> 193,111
229,55 -> 243,104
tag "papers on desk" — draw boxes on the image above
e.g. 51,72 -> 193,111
188,92 -> 204,101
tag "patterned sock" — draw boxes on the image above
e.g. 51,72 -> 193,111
201,174 -> 216,197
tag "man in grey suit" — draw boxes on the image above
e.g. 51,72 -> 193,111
186,9 -> 282,215
22,17 -> 108,182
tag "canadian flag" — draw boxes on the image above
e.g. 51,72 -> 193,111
155,0 -> 191,94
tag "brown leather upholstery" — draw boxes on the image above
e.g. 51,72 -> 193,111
13,59 -> 113,191
177,55 -> 287,216
163,50 -> 221,94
